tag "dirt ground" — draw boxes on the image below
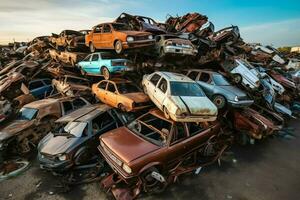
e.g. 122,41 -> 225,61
0,119 -> 299,200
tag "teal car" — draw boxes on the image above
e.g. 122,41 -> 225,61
77,52 -> 131,80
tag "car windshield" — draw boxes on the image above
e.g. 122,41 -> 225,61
63,121 -> 88,137
112,23 -> 132,31
117,82 -> 140,94
101,53 -> 121,59
213,74 -> 230,86
17,107 -> 38,120
170,82 -> 205,96
127,113 -> 171,146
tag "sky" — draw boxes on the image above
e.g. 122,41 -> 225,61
0,0 -> 300,47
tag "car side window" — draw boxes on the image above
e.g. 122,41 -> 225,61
187,71 -> 199,81
91,112 -> 114,134
187,123 -> 204,137
83,55 -> 91,61
107,83 -> 116,93
150,74 -> 161,86
72,98 -> 87,109
94,25 -> 102,33
91,54 -> 99,61
62,101 -> 74,114
98,81 -> 107,89
171,123 -> 186,144
29,81 -> 44,90
199,72 -> 211,83
157,78 -> 168,93
103,24 -> 111,33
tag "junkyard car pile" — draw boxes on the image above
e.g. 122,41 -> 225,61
0,11 -> 300,199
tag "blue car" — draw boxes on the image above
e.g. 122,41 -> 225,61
77,52 -> 131,80
28,79 -> 53,99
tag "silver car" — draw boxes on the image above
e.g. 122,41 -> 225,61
142,71 -> 217,122
186,69 -> 254,109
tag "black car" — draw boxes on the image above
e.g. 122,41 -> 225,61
37,104 -> 135,172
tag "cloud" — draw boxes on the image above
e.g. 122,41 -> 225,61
240,18 -> 300,47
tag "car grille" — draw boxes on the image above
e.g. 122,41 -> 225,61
238,96 -> 249,101
134,35 -> 149,41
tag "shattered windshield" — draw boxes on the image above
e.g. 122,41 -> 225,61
213,74 -> 230,86
127,113 -> 171,146
112,23 -> 132,31
117,82 -> 140,94
64,121 -> 88,137
170,82 -> 205,96
17,107 -> 38,120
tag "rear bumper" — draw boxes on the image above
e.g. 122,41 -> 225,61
171,114 -> 217,122
228,100 -> 254,108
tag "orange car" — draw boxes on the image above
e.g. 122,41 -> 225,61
92,79 -> 150,111
85,23 -> 155,54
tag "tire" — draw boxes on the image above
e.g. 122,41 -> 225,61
141,167 -> 167,194
89,43 -> 95,53
163,106 -> 170,119
114,40 -> 123,54
118,103 -> 126,112
212,95 -> 226,109
101,66 -> 110,80
233,74 -> 242,84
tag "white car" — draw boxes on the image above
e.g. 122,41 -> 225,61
229,59 -> 260,89
142,71 -> 218,122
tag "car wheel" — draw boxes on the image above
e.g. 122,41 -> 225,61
118,103 -> 126,112
114,40 -> 123,54
101,67 -> 110,80
163,106 -> 170,119
212,95 -> 226,109
89,43 -> 95,53
233,74 -> 242,84
141,167 -> 167,194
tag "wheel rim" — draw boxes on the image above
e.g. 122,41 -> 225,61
213,96 -> 225,108
115,41 -> 122,53
102,68 -> 109,80
234,75 -> 241,83
90,44 -> 94,52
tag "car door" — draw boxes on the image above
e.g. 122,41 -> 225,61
95,81 -> 108,103
146,73 -> 161,103
198,72 -> 214,97
88,53 -> 100,74
80,55 -> 92,71
105,82 -> 118,107
153,77 -> 168,109
102,24 -> 113,48
28,80 -> 47,99
92,25 -> 103,48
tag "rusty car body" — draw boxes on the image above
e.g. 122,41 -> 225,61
49,49 -> 87,66
142,71 -> 217,122
115,13 -> 166,35
85,22 -> 155,54
0,96 -> 90,158
52,75 -> 91,97
98,109 -> 230,195
51,30 -> 87,51
92,79 -> 150,112
38,104 -> 135,172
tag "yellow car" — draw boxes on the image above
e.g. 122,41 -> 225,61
92,79 -> 150,112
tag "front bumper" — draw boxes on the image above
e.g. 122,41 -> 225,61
38,153 -> 73,172
228,100 -> 254,108
171,114 -> 217,122
164,46 -> 197,55
122,39 -> 155,49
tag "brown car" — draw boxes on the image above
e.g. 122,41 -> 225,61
92,79 -> 150,112
85,22 -> 155,54
98,109 -> 228,194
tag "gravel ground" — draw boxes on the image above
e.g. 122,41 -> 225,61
0,119 -> 299,200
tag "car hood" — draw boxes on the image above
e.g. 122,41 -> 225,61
219,85 -> 247,97
171,96 -> 217,116
101,127 -> 160,164
40,134 -> 79,155
122,92 -> 150,103
0,120 -> 34,140
119,31 -> 150,36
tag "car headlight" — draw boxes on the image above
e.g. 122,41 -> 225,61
58,154 -> 67,161
234,96 -> 239,102
122,163 -> 132,174
127,36 -> 134,42
148,35 -> 153,40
